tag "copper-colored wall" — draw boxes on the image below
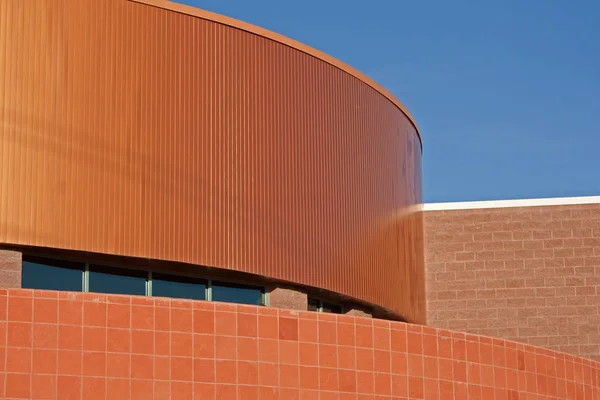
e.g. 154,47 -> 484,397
0,0 -> 424,321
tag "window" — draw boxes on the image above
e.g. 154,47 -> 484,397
21,256 -> 84,292
322,302 -> 342,314
212,281 -> 264,305
88,265 -> 147,296
307,298 -> 320,312
307,297 -> 342,314
151,273 -> 206,300
20,254 -> 266,307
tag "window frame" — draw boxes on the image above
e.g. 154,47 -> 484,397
307,297 -> 343,314
307,297 -> 321,312
87,264 -> 149,296
148,271 -> 209,301
210,279 -> 267,306
21,255 -> 86,292
20,254 -> 268,306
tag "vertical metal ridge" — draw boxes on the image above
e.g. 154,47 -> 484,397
0,0 -> 7,242
21,0 -> 32,246
0,0 -> 425,322
6,1 -> 19,244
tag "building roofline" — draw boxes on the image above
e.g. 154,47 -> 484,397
128,0 -> 422,150
423,196 -> 600,211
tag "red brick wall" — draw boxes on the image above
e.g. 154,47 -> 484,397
0,250 -> 21,289
3,289 -> 600,399
425,203 -> 600,361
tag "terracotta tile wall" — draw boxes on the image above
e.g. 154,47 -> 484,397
425,203 -> 600,361
1,289 -> 599,399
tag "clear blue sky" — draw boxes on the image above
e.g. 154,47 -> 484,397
178,0 -> 600,203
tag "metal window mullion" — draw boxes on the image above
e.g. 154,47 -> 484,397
147,271 -> 152,297
83,263 -> 89,292
318,300 -> 324,313
26,254 -> 267,304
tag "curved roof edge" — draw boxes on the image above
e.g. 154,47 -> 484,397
129,0 -> 422,149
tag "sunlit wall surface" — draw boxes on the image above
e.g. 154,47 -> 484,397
1,289 -> 599,399
0,0 -> 424,321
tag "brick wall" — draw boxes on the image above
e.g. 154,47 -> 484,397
0,250 -> 21,289
425,203 -> 600,361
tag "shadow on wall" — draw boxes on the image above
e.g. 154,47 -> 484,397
348,206 -> 426,323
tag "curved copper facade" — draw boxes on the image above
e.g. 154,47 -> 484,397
0,0 -> 425,321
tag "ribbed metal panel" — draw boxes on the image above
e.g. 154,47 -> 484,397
0,0 -> 425,322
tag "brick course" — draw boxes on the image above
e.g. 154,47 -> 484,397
0,249 -> 21,288
268,286 -> 308,311
425,203 -> 600,361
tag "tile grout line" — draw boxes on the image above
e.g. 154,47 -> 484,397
428,330 -> 437,398
129,296 -> 132,399
387,322 -> 392,397
152,297 -> 156,399
297,314 -> 301,396
29,293 -> 34,400
235,305 -> 239,400
335,316 -> 341,395
2,292 -> 7,400
104,296 -> 108,399
404,326 -> 409,397
56,295 -> 60,400
168,298 -> 172,399
353,319 -> 358,397
80,295 -> 84,400
213,305 -> 216,400
191,301 -> 194,400
371,321 -> 375,397
316,315 -> 321,399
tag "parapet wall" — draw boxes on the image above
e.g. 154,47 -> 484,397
1,289 -> 599,399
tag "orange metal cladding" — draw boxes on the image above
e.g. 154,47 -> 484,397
0,0 -> 425,321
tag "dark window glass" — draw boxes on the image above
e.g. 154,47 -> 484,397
307,298 -> 320,312
21,256 -> 83,291
152,273 -> 206,300
212,282 -> 263,305
89,265 -> 146,296
322,302 -> 342,314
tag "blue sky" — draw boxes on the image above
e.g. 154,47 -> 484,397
178,0 -> 600,203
